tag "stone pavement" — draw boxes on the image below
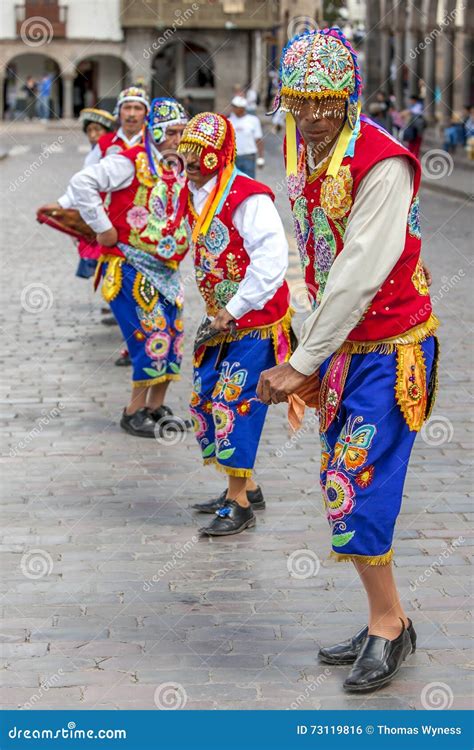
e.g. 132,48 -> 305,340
0,124 -> 472,711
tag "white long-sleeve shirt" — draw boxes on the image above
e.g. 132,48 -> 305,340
289,156 -> 414,376
83,127 -> 142,168
188,176 -> 289,319
57,146 -> 164,234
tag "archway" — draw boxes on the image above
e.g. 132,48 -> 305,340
3,53 -> 62,120
73,55 -> 129,116
152,41 -> 215,113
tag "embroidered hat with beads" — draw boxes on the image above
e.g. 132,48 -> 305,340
177,113 -> 237,241
114,86 -> 150,116
272,27 -> 362,180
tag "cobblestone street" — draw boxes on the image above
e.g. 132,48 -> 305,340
0,123 -> 472,711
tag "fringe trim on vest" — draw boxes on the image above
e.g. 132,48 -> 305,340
202,308 -> 294,348
330,548 -> 394,566
338,314 -> 439,355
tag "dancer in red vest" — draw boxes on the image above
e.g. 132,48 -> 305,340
257,28 -> 440,692
177,113 -> 291,536
41,98 -> 190,438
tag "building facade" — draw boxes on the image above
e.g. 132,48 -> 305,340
0,0 -> 280,119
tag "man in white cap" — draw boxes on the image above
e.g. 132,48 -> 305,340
229,95 -> 264,178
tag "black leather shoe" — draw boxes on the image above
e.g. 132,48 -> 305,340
149,405 -> 191,432
199,500 -> 256,536
101,315 -> 118,326
319,619 -> 416,665
192,486 -> 265,513
120,408 -> 157,438
115,349 -> 131,367
343,621 -> 413,692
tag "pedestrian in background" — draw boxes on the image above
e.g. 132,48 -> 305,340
402,95 -> 426,158
37,73 -> 53,122
229,95 -> 264,178
23,76 -> 37,120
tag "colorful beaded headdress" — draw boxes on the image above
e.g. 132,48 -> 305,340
114,86 -> 150,116
79,108 -> 116,133
272,28 -> 362,179
178,113 -> 237,241
143,97 -> 188,177
178,112 -> 236,175
148,97 -> 188,144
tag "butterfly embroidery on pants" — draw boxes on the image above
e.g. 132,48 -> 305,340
212,360 -> 248,402
332,415 -> 376,471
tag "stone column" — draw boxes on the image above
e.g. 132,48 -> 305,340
441,26 -> 455,125
461,33 -> 473,107
423,37 -> 437,123
0,73 -> 5,120
364,0 -> 382,101
62,73 -> 74,120
380,26 -> 393,94
394,0 -> 406,110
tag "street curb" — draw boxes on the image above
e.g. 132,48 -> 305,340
421,180 -> 473,202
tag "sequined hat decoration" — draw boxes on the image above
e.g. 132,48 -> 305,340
144,97 -> 188,177
114,86 -> 150,116
79,108 -> 116,133
272,28 -> 363,181
178,113 -> 237,240
271,27 -> 362,117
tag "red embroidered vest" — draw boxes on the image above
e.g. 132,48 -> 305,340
98,131 -> 130,158
105,145 -> 189,266
185,174 -> 290,330
288,119 -> 433,341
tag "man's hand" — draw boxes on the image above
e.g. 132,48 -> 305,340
38,202 -> 61,213
422,260 -> 432,287
97,227 -> 118,247
257,362 -> 309,405
212,308 -> 235,332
